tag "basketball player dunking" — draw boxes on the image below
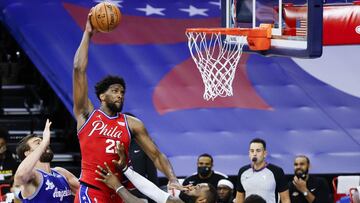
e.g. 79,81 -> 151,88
73,11 -> 182,203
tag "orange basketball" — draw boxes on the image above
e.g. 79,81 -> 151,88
90,2 -> 121,33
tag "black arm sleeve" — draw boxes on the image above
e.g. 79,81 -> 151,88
236,165 -> 250,193
269,164 -> 288,193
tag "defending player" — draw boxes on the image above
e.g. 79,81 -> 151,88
13,119 -> 79,202
94,143 -> 217,203
96,163 -> 217,203
73,10 -> 181,202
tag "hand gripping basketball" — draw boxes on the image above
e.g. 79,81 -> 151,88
90,2 -> 122,33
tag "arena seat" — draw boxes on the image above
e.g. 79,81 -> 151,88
350,187 -> 360,203
0,184 -> 10,201
333,176 -> 360,203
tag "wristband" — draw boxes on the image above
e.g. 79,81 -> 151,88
122,165 -> 129,172
116,186 -> 124,193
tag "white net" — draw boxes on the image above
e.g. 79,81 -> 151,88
186,31 -> 246,101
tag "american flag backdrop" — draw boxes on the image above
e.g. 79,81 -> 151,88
1,0 -> 360,176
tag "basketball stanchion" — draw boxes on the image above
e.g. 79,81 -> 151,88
185,24 -> 272,100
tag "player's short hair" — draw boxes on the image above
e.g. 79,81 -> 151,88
244,194 -> 266,203
205,184 -> 218,203
250,138 -> 267,150
95,75 -> 126,100
296,155 -> 310,164
16,134 -> 37,161
198,153 -> 213,164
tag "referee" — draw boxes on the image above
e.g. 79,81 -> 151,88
235,138 -> 290,203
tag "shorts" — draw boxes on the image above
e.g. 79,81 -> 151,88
74,184 -> 123,203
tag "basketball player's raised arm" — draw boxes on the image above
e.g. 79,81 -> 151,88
95,163 -> 151,203
235,191 -> 245,203
96,162 -> 181,203
122,166 -> 182,203
73,11 -> 94,125
126,116 -> 180,189
14,120 -> 51,186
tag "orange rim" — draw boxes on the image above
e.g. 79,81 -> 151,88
186,24 -> 273,51
186,23 -> 273,38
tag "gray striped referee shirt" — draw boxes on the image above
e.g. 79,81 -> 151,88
237,163 -> 288,203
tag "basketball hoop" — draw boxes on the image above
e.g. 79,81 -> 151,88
185,24 -> 272,100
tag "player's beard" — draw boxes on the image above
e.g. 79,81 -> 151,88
40,148 -> 54,163
295,168 -> 309,175
107,101 -> 123,113
218,195 -> 231,203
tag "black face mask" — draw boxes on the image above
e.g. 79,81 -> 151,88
197,166 -> 211,177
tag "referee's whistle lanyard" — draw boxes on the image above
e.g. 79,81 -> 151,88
252,162 -> 268,172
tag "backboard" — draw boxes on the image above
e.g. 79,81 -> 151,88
222,0 -> 323,58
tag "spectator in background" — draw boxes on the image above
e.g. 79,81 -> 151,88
183,153 -> 228,188
180,153 -> 228,202
217,179 -> 234,203
0,127 -> 18,185
235,138 -> 290,203
244,194 -> 266,203
289,155 -> 330,203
